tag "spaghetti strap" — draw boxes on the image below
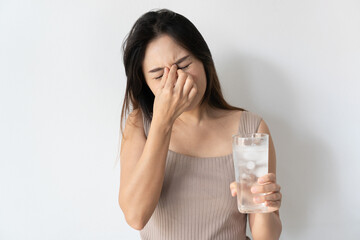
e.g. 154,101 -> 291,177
238,111 -> 263,134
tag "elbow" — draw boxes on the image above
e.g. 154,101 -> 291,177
118,198 -> 146,230
125,216 -> 145,230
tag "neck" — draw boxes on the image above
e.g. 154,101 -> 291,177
176,104 -> 212,127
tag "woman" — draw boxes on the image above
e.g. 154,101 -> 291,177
118,9 -> 282,240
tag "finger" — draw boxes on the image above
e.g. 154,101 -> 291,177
230,181 -> 237,189
251,183 -> 281,194
159,67 -> 169,89
182,76 -> 194,96
253,192 -> 282,203
265,200 -> 281,208
173,69 -> 187,92
229,182 -> 238,197
164,64 -> 178,89
187,85 -> 198,101
258,173 -> 276,184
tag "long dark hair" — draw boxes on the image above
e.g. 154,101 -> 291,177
120,9 -> 244,136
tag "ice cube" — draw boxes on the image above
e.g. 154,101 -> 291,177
254,165 -> 267,178
246,161 -> 255,170
242,150 -> 260,161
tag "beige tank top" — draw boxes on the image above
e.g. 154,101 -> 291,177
140,110 -> 262,240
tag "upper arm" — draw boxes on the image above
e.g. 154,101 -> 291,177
118,109 -> 147,205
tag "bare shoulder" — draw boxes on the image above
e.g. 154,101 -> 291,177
122,108 -> 145,136
257,119 -> 271,134
121,108 -> 146,153
127,108 -> 144,128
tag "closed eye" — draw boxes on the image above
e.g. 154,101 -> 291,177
154,63 -> 192,80
178,63 -> 191,70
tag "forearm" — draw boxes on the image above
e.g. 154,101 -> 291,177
250,211 -> 282,240
121,118 -> 173,228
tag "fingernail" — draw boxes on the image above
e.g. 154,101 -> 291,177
258,178 -> 264,183
254,197 -> 260,203
251,187 -> 256,193
231,189 -> 235,196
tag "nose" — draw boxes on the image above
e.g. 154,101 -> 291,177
167,63 -> 178,69
164,64 -> 179,77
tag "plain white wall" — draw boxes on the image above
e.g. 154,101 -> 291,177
1,0 -> 359,239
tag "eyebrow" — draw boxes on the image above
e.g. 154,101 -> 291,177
148,55 -> 190,73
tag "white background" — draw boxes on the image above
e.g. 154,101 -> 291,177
1,0 -> 359,239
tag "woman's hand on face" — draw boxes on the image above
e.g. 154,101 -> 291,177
153,64 -> 198,124
229,173 -> 282,212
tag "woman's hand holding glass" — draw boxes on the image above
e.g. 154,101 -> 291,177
153,64 -> 198,124
230,173 -> 282,212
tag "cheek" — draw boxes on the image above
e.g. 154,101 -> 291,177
145,79 -> 159,95
190,68 -> 206,89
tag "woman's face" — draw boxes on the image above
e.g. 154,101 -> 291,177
142,34 -> 207,111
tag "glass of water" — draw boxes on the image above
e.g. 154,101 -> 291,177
232,133 -> 270,213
